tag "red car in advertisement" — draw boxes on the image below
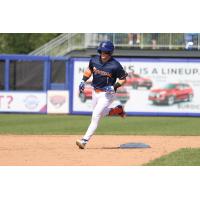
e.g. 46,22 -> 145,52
148,83 -> 194,105
125,72 -> 153,89
79,83 -> 130,104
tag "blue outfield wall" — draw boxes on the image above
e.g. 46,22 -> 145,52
1,54 -> 200,116
0,54 -> 69,91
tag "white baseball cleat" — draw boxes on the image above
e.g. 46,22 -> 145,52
76,139 -> 87,149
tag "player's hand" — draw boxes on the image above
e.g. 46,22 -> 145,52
104,86 -> 115,93
79,81 -> 85,93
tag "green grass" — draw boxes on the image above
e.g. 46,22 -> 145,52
144,148 -> 200,166
0,114 -> 200,135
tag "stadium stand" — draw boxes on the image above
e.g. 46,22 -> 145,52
29,33 -> 200,57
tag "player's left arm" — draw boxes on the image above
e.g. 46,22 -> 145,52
113,77 -> 126,91
117,77 -> 127,85
114,66 -> 128,91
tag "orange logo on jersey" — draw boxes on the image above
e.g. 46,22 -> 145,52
93,67 -> 112,78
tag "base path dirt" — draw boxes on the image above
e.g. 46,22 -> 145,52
0,135 -> 200,166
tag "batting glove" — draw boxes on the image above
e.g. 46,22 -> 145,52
79,81 -> 85,93
104,85 -> 115,93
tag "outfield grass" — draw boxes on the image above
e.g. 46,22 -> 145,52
0,114 -> 199,135
144,148 -> 200,166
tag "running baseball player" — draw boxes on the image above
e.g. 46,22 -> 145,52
76,40 -> 128,149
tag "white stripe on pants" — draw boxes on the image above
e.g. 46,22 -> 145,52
83,91 -> 115,141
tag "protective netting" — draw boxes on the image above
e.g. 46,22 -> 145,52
51,60 -> 66,83
0,60 -> 5,90
9,60 -> 44,90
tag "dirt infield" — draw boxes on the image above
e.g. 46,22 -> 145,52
0,135 -> 200,166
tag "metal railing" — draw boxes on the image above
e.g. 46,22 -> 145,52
29,33 -> 200,56
29,33 -> 85,56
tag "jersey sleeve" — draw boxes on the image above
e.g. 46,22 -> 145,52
117,64 -> 128,80
83,59 -> 93,78
88,59 -> 93,71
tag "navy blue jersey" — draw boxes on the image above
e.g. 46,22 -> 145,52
88,55 -> 127,90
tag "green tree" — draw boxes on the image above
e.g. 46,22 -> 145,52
0,33 -> 60,54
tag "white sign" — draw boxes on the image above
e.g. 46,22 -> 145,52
72,58 -> 200,115
47,90 -> 69,114
0,92 -> 47,113
120,58 -> 200,114
73,60 -> 92,112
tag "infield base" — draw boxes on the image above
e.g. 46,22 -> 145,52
120,143 -> 151,149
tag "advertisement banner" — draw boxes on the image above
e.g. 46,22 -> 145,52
0,92 -> 47,113
47,90 -> 69,114
72,58 -> 200,116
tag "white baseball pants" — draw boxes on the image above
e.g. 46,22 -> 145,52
83,91 -> 115,141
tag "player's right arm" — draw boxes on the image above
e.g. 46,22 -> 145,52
82,67 -> 92,82
79,61 -> 93,93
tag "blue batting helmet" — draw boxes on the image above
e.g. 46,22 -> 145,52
97,41 -> 114,54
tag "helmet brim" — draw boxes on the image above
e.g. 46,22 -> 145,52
97,48 -> 113,54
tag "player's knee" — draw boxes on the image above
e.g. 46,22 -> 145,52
92,113 -> 101,121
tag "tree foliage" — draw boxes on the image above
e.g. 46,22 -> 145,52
0,33 -> 60,54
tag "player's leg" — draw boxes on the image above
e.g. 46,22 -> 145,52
98,90 -> 126,117
101,100 -> 126,118
82,92 -> 114,140
91,90 -> 98,109
76,92 -> 119,149
76,91 -> 98,149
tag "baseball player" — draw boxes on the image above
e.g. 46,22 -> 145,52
76,40 -> 128,149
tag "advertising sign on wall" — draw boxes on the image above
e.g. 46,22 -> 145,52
47,90 -> 69,114
0,92 -> 47,113
72,59 -> 93,113
72,58 -> 200,116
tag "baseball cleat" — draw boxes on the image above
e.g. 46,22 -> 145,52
76,139 -> 87,149
109,105 -> 126,118
117,105 -> 126,118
